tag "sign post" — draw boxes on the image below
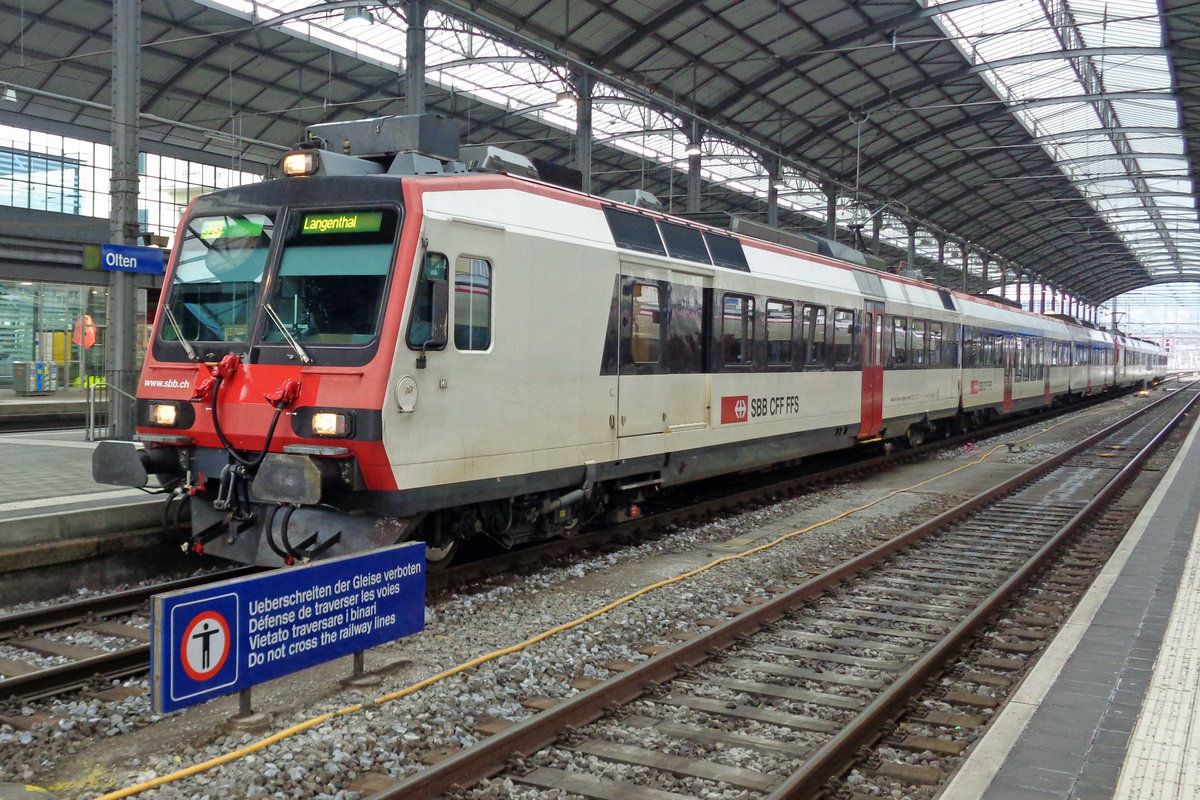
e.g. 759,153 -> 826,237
151,543 -> 425,715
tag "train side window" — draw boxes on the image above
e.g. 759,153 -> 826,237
704,231 -> 750,272
631,283 -> 662,363
963,326 -> 979,367
928,321 -> 943,366
406,252 -> 449,349
890,317 -> 908,366
801,304 -> 827,367
833,308 -> 858,366
721,293 -> 755,366
603,206 -> 666,256
454,256 -> 492,350
943,324 -> 960,367
911,319 -> 927,366
766,299 -> 793,366
658,220 -> 711,264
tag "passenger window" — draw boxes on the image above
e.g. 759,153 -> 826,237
928,321 -> 943,366
766,299 -> 793,366
802,304 -> 827,366
911,319 -> 927,366
631,284 -> 662,363
891,317 -> 908,366
454,256 -> 492,350
722,294 -> 754,366
833,308 -> 858,366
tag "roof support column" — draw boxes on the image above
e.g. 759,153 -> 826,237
960,243 -> 969,293
687,122 -> 703,214
405,2 -> 427,115
574,72 -> 592,195
871,213 -> 882,256
935,233 -> 946,287
981,255 -> 990,293
824,184 -> 838,240
765,156 -> 780,229
1040,283 -> 1046,314
1015,271 -> 1022,309
109,0 -> 140,439
998,260 -> 1007,299
905,221 -> 917,267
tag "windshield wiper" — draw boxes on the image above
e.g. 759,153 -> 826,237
263,303 -> 313,364
162,303 -> 200,362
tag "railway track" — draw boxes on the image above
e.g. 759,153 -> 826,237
365,385 -> 1197,800
0,568 -> 257,701
0,388 -> 1168,704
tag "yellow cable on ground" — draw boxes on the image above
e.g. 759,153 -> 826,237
94,411 -> 1105,799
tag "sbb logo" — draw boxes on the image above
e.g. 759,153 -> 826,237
721,395 -> 749,423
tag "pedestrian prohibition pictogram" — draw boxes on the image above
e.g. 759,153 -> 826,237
181,610 -> 230,681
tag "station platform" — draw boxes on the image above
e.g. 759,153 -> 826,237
942,407 -> 1200,799
0,392 -> 166,592
0,386 -> 90,429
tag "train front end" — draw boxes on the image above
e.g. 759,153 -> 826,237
93,115 -> 454,566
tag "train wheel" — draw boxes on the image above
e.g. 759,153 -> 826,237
424,537 -> 459,569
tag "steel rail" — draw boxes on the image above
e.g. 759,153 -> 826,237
367,384 -> 1197,799
0,567 -> 260,638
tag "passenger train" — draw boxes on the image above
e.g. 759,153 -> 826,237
94,114 -> 1167,567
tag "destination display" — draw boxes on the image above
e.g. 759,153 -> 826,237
151,543 -> 424,713
301,211 -> 384,234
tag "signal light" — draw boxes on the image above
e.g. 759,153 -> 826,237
282,151 -> 318,177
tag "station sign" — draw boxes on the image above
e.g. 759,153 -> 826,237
100,243 -> 165,275
151,543 -> 425,713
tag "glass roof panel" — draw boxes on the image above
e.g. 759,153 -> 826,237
923,0 -> 1196,285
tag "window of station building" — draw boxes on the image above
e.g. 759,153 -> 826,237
765,299 -> 793,365
890,317 -> 908,366
658,220 -> 711,264
631,283 -> 662,363
455,256 -> 492,351
801,303 -> 827,367
833,308 -> 859,366
603,206 -> 666,256
704,231 -> 750,272
721,293 -> 754,366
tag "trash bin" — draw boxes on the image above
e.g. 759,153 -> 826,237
12,361 -> 51,396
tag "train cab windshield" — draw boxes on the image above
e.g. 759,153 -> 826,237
157,207 -> 400,363
163,214 -> 275,344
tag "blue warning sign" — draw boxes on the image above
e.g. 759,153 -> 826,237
151,543 -> 424,713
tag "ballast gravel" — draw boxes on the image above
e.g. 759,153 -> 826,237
0,396 -> 1151,800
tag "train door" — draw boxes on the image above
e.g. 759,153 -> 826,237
859,301 -> 884,439
1002,335 -> 1015,412
617,264 -> 709,438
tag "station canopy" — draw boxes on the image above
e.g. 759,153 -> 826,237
0,0 -> 1196,305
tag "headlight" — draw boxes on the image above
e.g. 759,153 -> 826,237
281,151 -> 317,177
311,411 -> 350,437
150,402 -> 178,427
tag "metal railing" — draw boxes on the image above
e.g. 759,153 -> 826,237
86,370 -> 138,441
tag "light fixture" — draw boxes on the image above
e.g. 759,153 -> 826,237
684,141 -> 702,157
0,86 -> 16,104
344,5 -> 374,25
555,91 -> 576,108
